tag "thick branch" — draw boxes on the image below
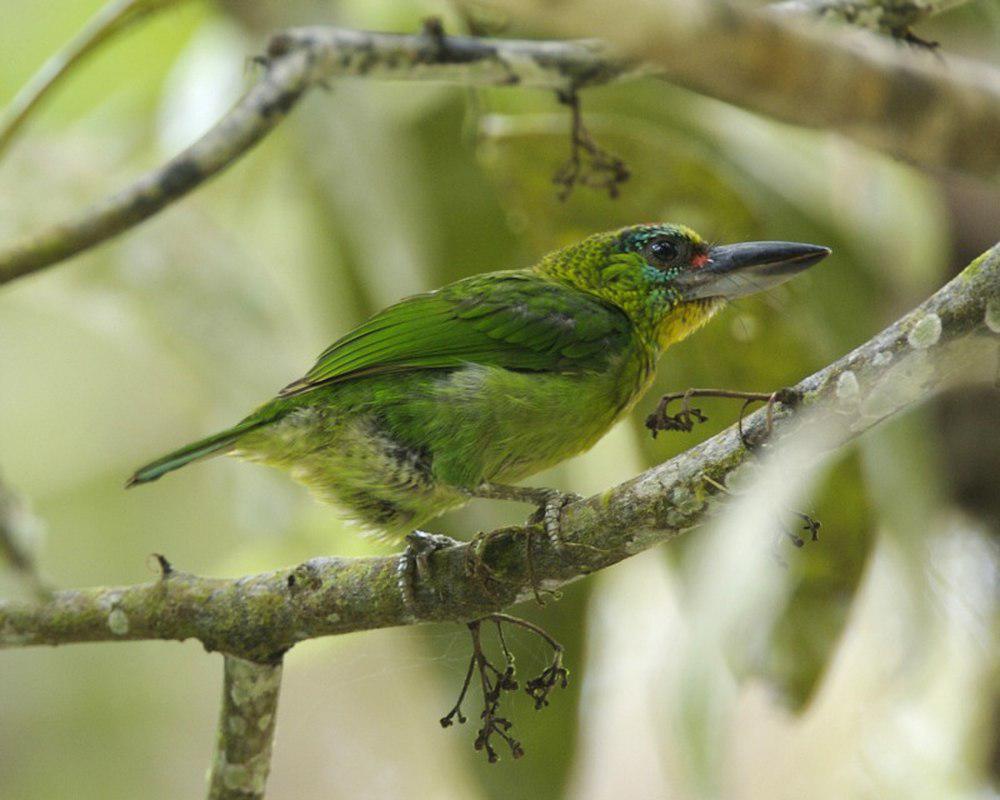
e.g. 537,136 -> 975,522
1,244 -> 996,661
207,656 -> 283,800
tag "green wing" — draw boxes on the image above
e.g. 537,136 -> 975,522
279,271 -> 632,396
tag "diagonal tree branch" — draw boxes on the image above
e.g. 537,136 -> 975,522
208,656 -> 283,800
0,44 -> 314,286
0,30 -> 641,287
2,5 -> 997,286
1,243 -> 996,661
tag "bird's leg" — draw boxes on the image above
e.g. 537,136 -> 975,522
469,483 -> 589,606
396,530 -> 462,618
646,387 -> 802,446
471,483 -> 583,554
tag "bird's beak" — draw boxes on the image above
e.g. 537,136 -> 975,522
676,241 -> 831,301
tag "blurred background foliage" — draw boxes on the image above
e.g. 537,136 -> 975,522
0,1 -> 997,798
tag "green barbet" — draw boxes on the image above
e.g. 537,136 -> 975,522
129,224 -> 828,560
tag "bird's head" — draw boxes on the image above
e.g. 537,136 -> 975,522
537,223 -> 831,349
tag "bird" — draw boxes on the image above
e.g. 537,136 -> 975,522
128,223 -> 829,601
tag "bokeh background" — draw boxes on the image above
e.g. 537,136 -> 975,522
0,1 -> 998,798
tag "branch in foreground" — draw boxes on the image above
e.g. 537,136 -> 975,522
1,243 -> 996,661
208,656 -> 283,800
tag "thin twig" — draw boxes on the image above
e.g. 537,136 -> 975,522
0,46 -> 314,286
0,29 -> 640,286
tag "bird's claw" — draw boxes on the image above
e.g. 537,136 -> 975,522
397,530 -> 462,619
528,489 -> 583,553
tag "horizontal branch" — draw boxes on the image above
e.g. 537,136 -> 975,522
2,244 -> 996,662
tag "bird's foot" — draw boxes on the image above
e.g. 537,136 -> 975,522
526,488 -> 584,555
396,530 -> 462,619
471,483 -> 592,604
441,613 -> 568,763
646,387 -> 802,447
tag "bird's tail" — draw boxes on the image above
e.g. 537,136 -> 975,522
126,418 -> 267,488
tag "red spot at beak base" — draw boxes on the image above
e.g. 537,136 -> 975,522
691,252 -> 710,269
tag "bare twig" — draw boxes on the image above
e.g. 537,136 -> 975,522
1,243 -> 996,659
0,0 -> 180,159
552,88 -> 629,200
0,29 -> 642,286
207,656 -> 283,800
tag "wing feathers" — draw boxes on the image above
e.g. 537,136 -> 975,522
280,271 -> 631,397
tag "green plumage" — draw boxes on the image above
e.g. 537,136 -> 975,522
129,224 -> 827,540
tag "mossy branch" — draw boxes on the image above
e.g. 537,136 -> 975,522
208,656 -> 283,800
1,243 -> 996,661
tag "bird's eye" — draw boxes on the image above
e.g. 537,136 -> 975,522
646,239 -> 679,265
